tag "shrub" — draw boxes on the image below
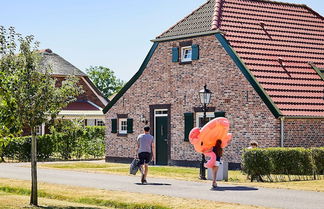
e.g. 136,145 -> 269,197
242,147 -> 322,182
242,149 -> 272,181
2,121 -> 106,161
312,147 -> 324,175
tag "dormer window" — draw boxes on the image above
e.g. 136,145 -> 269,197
172,41 -> 199,63
181,46 -> 192,62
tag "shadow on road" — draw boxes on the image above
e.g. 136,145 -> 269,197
135,182 -> 171,186
211,186 -> 258,191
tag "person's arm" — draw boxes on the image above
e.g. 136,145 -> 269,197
151,142 -> 155,162
136,136 -> 140,156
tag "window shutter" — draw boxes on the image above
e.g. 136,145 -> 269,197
214,111 -> 226,118
172,47 -> 179,62
127,118 -> 133,133
184,112 -> 194,141
111,119 -> 117,133
192,44 -> 199,60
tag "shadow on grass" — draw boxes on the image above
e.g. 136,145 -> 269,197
135,182 -> 171,186
211,186 -> 258,191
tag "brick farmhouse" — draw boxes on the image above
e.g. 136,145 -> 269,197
103,0 -> 324,167
29,49 -> 108,135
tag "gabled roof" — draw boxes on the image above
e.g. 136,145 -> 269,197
63,100 -> 101,111
40,49 -> 87,76
156,0 -> 215,40
155,0 -> 324,117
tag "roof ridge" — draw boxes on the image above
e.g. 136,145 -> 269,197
156,0 -> 213,39
211,0 -> 225,30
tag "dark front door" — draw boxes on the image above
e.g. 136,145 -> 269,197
155,116 -> 168,165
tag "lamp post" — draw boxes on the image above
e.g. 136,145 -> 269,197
198,84 -> 212,180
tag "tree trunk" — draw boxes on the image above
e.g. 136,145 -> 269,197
30,127 -> 38,206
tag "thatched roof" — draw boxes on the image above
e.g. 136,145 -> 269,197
40,49 -> 87,76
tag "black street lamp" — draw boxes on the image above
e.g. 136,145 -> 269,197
198,84 -> 212,180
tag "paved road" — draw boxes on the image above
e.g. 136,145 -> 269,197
0,162 -> 323,209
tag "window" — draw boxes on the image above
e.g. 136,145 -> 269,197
96,120 -> 105,126
196,112 -> 215,128
86,119 -> 96,126
181,46 -> 192,62
119,118 -> 127,134
35,126 -> 42,135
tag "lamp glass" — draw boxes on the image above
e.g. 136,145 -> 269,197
199,87 -> 212,105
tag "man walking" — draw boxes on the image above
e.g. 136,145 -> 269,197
137,126 -> 154,184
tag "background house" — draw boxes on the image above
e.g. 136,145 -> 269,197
33,49 -> 108,135
104,0 -> 324,168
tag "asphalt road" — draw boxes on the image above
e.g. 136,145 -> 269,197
0,162 -> 323,209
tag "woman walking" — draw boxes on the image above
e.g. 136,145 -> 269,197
211,139 -> 223,189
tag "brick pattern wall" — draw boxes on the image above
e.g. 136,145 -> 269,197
105,35 -> 322,164
284,119 -> 324,147
55,76 -> 105,108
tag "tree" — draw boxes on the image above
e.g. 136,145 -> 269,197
86,66 -> 124,98
0,26 -> 82,206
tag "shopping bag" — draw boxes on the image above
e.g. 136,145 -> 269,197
130,158 -> 139,175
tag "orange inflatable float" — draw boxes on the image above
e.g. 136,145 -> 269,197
189,117 -> 232,168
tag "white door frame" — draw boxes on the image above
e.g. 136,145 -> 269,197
154,109 -> 168,165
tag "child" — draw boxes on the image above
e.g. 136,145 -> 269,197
248,140 -> 258,149
211,139 -> 223,188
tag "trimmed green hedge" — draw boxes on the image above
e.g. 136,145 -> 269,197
242,147 -> 324,182
312,147 -> 324,175
2,126 -> 105,161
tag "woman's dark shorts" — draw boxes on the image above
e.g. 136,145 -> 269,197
138,152 -> 151,165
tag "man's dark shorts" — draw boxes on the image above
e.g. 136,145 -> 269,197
138,152 -> 151,165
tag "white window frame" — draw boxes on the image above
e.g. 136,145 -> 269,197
118,118 -> 127,134
35,125 -> 44,136
195,112 -> 214,128
181,46 -> 192,62
96,119 -> 105,126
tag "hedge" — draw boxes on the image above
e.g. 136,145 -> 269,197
242,147 -> 324,182
2,126 -> 105,161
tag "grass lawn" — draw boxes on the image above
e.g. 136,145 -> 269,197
38,162 -> 324,192
0,178 -> 267,209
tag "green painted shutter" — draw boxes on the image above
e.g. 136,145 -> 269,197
111,119 -> 117,133
127,118 -> 133,133
214,111 -> 226,118
192,44 -> 199,60
184,113 -> 194,141
172,47 -> 179,62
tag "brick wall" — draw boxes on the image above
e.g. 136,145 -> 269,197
105,35 -> 284,164
284,119 -> 324,147
55,76 -> 105,108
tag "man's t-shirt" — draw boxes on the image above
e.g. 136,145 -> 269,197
137,133 -> 154,153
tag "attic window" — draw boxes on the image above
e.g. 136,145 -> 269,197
181,46 -> 192,62
172,44 -> 199,63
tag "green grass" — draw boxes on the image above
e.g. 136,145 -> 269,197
0,178 -> 266,209
38,162 -> 324,192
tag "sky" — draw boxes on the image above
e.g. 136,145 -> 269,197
1,0 -> 323,82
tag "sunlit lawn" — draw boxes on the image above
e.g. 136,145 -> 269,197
0,178 -> 267,209
38,162 -> 324,192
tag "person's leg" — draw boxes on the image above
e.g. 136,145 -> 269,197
143,164 -> 148,182
138,153 -> 145,183
212,165 -> 219,187
142,152 -> 150,183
